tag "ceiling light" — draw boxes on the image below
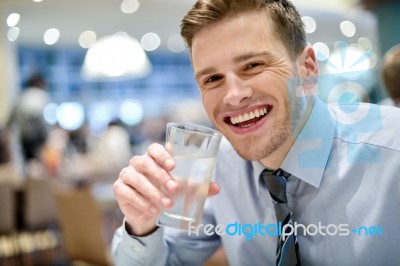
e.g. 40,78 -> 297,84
7,27 -> 20,42
43,28 -> 60,45
79,31 -> 97,48
7,13 -> 20,27
82,32 -> 152,80
141,32 -> 161,51
340,21 -> 356,38
57,102 -> 85,131
119,100 -> 143,126
167,34 -> 186,53
302,16 -> 317,34
121,0 -> 140,14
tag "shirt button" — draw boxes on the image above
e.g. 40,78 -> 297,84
133,246 -> 141,252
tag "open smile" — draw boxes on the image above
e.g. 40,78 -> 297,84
223,105 -> 272,132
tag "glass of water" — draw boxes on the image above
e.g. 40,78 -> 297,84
156,122 -> 222,231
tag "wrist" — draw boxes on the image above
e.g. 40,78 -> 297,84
124,218 -> 159,237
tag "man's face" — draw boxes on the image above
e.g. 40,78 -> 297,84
191,12 -> 303,162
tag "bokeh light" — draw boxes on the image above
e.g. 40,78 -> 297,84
340,21 -> 356,37
141,32 -> 161,51
120,0 -> 140,14
119,100 -> 144,126
7,13 -> 20,27
7,27 -> 20,42
167,34 -> 186,53
57,102 -> 85,131
79,31 -> 97,48
302,16 -> 317,34
44,28 -> 60,45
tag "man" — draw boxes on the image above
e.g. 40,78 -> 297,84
380,44 -> 400,107
11,74 -> 50,161
112,0 -> 400,265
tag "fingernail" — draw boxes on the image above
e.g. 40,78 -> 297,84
164,159 -> 174,168
165,179 -> 177,191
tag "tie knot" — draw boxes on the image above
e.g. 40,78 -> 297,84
260,168 -> 290,204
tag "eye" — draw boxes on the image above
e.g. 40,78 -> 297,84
204,75 -> 223,84
243,62 -> 264,71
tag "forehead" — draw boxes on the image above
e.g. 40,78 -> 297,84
191,12 -> 285,71
192,11 -> 274,49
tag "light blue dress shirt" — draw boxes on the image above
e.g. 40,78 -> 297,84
111,97 -> 400,266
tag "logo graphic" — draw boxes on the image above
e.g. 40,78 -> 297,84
286,40 -> 382,168
187,220 -> 384,241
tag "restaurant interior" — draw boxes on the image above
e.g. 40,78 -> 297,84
0,0 -> 399,265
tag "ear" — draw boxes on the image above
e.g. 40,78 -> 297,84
296,45 -> 319,94
297,45 -> 319,78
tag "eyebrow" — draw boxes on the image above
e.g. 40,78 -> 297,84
194,51 -> 275,80
233,51 -> 274,64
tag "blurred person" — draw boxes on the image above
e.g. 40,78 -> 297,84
0,128 -> 21,182
133,116 -> 168,155
89,119 -> 133,177
112,0 -> 400,265
41,126 -> 69,177
380,44 -> 400,107
0,127 -> 9,163
67,126 -> 89,154
8,74 -> 51,164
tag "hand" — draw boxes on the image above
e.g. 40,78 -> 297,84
113,143 -> 220,236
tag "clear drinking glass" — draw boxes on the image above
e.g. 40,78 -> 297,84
156,122 -> 222,231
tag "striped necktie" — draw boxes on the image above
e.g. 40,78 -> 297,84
261,168 -> 302,266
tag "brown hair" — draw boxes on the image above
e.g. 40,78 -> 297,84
180,0 -> 306,60
382,45 -> 400,99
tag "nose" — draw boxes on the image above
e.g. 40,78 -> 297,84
222,73 -> 252,106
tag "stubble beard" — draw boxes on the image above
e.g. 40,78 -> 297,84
228,104 -> 292,161
227,94 -> 306,161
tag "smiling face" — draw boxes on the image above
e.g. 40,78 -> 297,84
191,11 -> 316,166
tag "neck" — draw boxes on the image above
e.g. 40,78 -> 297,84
259,96 -> 315,170
259,137 -> 295,170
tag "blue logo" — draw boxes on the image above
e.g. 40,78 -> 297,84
286,40 -> 382,168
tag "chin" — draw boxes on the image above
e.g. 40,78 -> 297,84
226,128 -> 290,162
227,136 -> 269,161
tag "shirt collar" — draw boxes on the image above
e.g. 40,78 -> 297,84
251,97 -> 336,193
281,97 -> 336,188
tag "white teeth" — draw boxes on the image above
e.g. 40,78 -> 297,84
249,112 -> 255,119
229,107 -> 268,125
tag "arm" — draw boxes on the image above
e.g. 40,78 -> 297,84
112,143 -> 220,265
111,197 -> 221,265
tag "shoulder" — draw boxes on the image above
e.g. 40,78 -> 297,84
328,102 -> 400,151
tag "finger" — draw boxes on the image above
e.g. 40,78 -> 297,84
207,182 -> 220,197
121,166 -> 174,209
113,177 -> 160,217
121,199 -> 154,223
146,143 -> 175,171
130,155 -> 179,194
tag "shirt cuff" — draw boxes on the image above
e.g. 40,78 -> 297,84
120,219 -> 166,261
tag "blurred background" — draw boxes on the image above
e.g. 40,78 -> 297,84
0,0 -> 400,265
